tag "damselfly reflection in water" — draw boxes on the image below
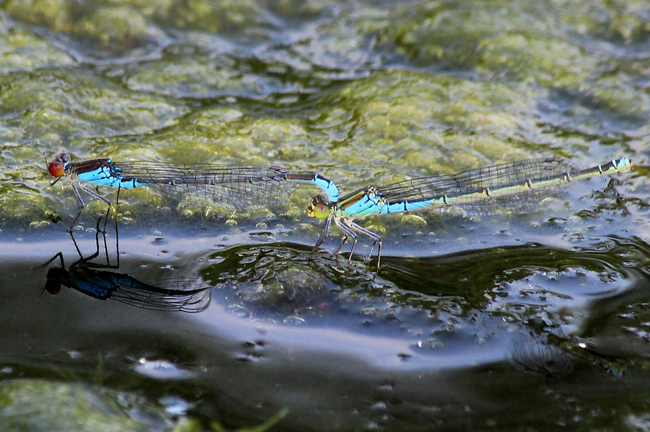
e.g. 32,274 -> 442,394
508,335 -> 626,380
41,217 -> 212,312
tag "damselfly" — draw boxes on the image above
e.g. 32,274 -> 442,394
46,152 -> 340,230
42,216 -> 213,312
307,157 -> 632,270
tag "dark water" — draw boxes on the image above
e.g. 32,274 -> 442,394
1,0 -> 650,430
3,194 -> 650,430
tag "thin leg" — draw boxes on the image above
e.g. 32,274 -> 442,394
67,226 -> 100,277
101,205 -> 111,233
69,227 -> 85,260
71,181 -> 87,208
103,186 -> 122,232
363,229 -> 382,271
312,214 -> 333,252
71,216 -> 120,270
39,251 -> 65,268
346,219 -> 383,272
79,183 -> 112,204
68,182 -> 87,232
337,219 -> 359,265
113,208 -> 120,268
374,240 -> 382,272
69,181 -> 112,232
333,236 -> 348,255
98,216 -> 111,267
68,211 -> 84,233
69,222 -> 100,263
98,212 -> 120,269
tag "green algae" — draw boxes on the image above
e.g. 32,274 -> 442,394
555,0 -> 650,44
0,379 -> 173,432
0,27 -> 75,73
0,0 -> 644,232
125,56 -> 284,98
0,70 -> 187,141
3,0 -> 282,49
315,72 -> 546,182
72,5 -> 166,53
3,0 -> 74,34
3,0 -> 163,57
368,0 -> 650,114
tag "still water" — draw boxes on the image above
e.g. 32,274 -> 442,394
2,189 -> 649,431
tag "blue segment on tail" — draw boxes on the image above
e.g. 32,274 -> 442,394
311,174 -> 340,203
75,277 -> 114,299
615,158 -> 631,170
75,275 -> 148,299
340,191 -> 437,217
379,199 -> 434,214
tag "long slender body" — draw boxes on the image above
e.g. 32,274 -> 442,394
44,257 -> 213,312
307,157 -> 632,270
42,217 -> 212,312
46,152 -> 340,230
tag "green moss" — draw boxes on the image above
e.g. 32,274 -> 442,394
556,0 -> 650,44
314,71 -> 542,185
0,379 -> 172,431
478,34 -> 597,87
96,0 -> 176,21
0,70 -> 187,142
73,6 -> 165,51
0,0 -> 643,229
3,0 -> 74,33
0,28 -> 75,73
148,0 -> 276,36
3,0 -> 163,55
369,0 -> 650,112
126,56 -> 282,98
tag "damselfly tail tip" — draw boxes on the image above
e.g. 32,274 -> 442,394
617,157 -> 632,173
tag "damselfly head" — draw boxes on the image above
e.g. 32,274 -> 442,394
47,153 -> 71,178
42,267 -> 67,296
307,195 -> 330,219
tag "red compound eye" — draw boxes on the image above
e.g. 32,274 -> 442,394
48,161 -> 65,177
44,283 -> 61,296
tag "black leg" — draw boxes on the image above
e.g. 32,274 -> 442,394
345,219 -> 383,272
310,214 -> 333,261
337,218 -> 359,266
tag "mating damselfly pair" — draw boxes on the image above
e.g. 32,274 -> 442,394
46,152 -> 632,271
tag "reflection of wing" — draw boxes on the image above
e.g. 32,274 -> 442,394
110,278 -> 213,313
73,274 -> 212,313
509,338 -> 574,380
555,338 -> 627,377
